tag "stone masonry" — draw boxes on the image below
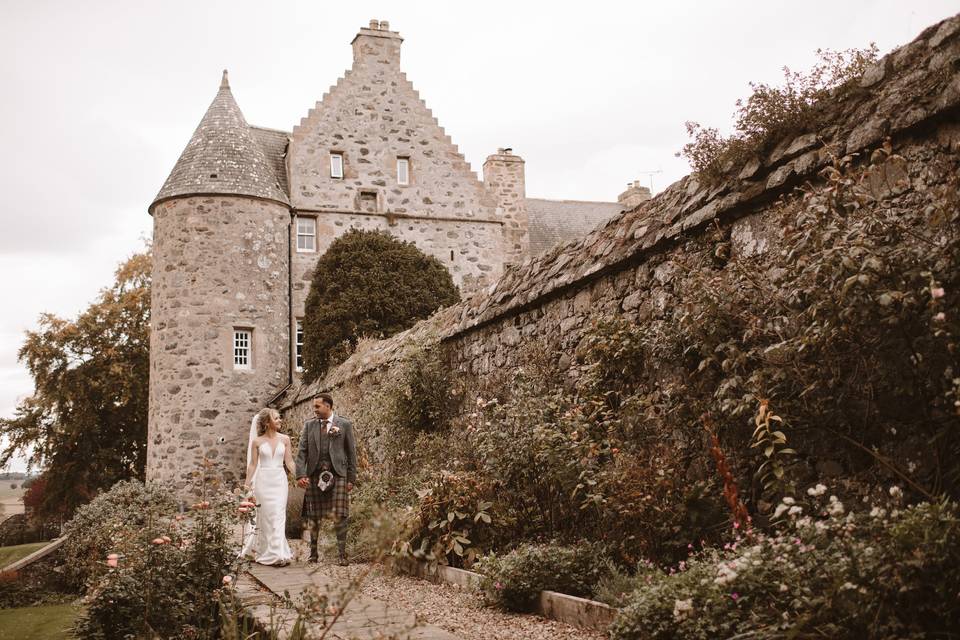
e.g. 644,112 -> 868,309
149,196 -> 290,493
146,20 -> 632,496
280,14 -> 960,470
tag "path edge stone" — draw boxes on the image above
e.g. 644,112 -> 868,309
410,561 -> 617,632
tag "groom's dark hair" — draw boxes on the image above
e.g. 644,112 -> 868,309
315,392 -> 334,409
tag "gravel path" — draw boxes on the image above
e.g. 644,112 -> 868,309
316,562 -> 607,640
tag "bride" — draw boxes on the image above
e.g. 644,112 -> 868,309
241,408 -> 294,566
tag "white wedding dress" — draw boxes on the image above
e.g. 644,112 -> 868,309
241,440 -> 293,565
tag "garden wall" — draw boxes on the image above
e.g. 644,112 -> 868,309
281,14 -> 960,461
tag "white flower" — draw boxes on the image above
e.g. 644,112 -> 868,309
889,485 -> 903,499
773,503 -> 790,519
807,483 -> 827,497
827,495 -> 845,516
782,496 -> 795,505
779,583 -> 789,592
869,506 -> 886,519
788,505 -> 803,516
714,564 -> 738,585
673,598 -> 694,621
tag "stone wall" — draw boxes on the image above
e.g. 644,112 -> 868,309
279,13 -> 960,451
288,21 -> 508,292
148,196 -> 291,494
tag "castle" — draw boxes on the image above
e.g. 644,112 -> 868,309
145,20 -> 650,493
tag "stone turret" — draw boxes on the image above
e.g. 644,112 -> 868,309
147,71 -> 291,499
618,180 -> 652,210
484,148 -> 528,263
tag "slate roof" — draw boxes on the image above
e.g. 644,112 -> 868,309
525,198 -> 624,255
150,71 -> 289,212
249,126 -> 290,197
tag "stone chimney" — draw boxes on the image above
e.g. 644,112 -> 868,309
352,18 -> 403,68
618,180 -> 652,210
484,148 -> 528,263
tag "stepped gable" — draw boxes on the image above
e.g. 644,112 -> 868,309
526,198 -> 624,255
288,21 -> 494,217
287,11 -> 960,399
151,71 -> 289,212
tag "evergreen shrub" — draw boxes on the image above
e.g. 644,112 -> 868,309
302,229 -> 459,380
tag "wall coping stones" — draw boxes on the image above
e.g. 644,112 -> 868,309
282,12 -> 960,409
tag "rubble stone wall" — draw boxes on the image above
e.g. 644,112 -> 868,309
287,23 -> 507,292
281,15 -> 960,458
148,196 -> 291,494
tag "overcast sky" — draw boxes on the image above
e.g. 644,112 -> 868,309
1,1 -> 957,472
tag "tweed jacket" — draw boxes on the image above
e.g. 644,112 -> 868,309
294,414 -> 357,483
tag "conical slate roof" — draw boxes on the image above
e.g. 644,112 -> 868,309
150,71 -> 289,212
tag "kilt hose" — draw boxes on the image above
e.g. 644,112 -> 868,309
302,472 -> 350,521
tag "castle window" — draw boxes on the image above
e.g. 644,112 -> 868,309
296,217 -> 316,252
330,153 -> 344,179
233,329 -> 252,370
397,157 -> 410,185
295,320 -> 304,372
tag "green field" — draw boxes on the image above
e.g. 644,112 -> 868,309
0,484 -> 25,522
0,603 -> 80,640
0,542 -> 48,569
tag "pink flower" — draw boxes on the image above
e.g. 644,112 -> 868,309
731,592 -> 740,601
152,537 -> 166,545
934,312 -> 946,322
239,501 -> 255,509
494,581 -> 503,590
106,553 -> 119,568
222,575 -> 233,585
931,287 -> 945,299
161,535 -> 171,543
238,507 -> 250,513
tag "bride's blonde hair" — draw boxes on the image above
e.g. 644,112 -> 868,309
256,408 -> 281,436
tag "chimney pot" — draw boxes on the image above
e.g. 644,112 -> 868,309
380,20 -> 389,30
497,147 -> 505,154
504,147 -> 512,154
369,19 -> 379,29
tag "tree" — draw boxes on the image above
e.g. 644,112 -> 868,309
302,230 -> 459,380
0,251 -> 151,518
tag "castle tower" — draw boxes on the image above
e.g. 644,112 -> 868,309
483,148 -> 528,263
147,71 -> 291,498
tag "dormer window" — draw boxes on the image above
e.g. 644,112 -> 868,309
330,153 -> 344,179
397,157 -> 410,185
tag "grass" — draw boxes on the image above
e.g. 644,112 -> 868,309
0,603 -> 80,640
0,542 -> 49,568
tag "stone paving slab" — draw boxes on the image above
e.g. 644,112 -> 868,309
245,562 -> 459,640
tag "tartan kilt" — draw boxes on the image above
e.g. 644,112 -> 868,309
302,472 -> 349,521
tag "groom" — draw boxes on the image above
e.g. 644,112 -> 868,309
295,392 -> 357,565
